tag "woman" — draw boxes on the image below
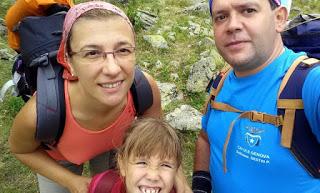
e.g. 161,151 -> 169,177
8,2 -> 162,193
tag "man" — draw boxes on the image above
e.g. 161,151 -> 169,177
192,0 -> 320,193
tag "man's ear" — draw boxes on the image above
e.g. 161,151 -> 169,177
274,6 -> 289,33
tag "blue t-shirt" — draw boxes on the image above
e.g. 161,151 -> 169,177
202,48 -> 320,193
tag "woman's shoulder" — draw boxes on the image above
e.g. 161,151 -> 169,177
9,95 -> 40,153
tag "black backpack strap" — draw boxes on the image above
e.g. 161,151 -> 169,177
130,68 -> 153,116
277,57 -> 320,178
35,52 -> 65,146
203,66 -> 231,114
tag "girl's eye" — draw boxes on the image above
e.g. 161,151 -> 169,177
161,163 -> 174,169
135,161 -> 147,165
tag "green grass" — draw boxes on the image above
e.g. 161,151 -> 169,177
0,0 -> 320,192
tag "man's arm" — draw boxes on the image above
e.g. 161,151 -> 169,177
192,130 -> 212,193
194,130 -> 210,171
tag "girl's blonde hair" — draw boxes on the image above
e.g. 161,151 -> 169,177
117,118 -> 182,168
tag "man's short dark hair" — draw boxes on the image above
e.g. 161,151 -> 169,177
269,0 -> 279,10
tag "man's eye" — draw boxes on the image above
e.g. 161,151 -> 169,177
83,50 -> 101,58
243,8 -> 256,14
215,15 -> 227,22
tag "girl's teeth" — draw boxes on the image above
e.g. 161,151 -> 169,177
140,187 -> 160,193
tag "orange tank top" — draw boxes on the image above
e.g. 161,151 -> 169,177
47,81 -> 136,165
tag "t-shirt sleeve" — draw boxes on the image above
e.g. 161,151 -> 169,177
302,66 -> 320,143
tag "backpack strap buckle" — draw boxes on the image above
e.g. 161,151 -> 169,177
29,53 -> 49,67
250,111 -> 264,122
248,111 -> 283,127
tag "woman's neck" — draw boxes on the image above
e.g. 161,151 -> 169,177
68,81 -> 127,130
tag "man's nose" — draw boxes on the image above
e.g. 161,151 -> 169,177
227,14 -> 242,33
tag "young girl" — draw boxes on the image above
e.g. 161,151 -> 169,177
89,118 -> 183,193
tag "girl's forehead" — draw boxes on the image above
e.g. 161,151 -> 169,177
129,154 -> 176,162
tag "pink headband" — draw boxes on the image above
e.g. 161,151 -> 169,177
57,1 -> 134,80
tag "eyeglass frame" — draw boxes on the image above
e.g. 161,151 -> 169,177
68,46 -> 136,63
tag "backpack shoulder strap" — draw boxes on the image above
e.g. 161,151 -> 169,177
277,55 -> 318,148
130,67 -> 153,116
277,56 -> 320,178
35,54 -> 65,146
203,66 -> 231,113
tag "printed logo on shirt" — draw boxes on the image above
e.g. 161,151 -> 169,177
235,126 -> 270,165
245,132 -> 261,147
244,126 -> 264,147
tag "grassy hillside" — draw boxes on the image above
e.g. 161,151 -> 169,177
0,0 -> 319,192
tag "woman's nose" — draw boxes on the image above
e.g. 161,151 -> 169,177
101,53 -> 121,75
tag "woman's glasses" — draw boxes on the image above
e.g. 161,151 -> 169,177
69,46 -> 135,64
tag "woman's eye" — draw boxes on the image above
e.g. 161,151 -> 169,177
116,48 -> 132,56
83,50 -> 101,58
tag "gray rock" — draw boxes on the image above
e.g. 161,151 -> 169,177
188,21 -> 201,35
198,37 -> 215,47
135,10 -> 158,30
186,55 -> 216,93
155,60 -> 163,69
167,32 -> 176,42
169,61 -> 180,69
0,49 -> 14,61
165,105 -> 202,131
141,61 -> 151,68
170,73 -> 179,81
181,2 -> 209,13
143,35 -> 169,49
0,18 -> 7,37
157,81 -> 184,108
113,0 -> 128,3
